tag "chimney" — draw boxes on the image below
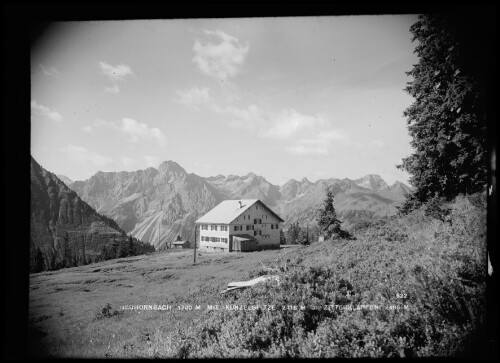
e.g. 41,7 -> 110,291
239,201 -> 242,208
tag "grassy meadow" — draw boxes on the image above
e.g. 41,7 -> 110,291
28,194 -> 488,358
28,246 -> 297,357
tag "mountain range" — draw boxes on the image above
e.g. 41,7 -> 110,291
67,159 -> 411,249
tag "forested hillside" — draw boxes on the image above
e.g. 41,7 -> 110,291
30,156 -> 154,272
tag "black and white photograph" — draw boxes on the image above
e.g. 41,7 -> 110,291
4,3 -> 497,359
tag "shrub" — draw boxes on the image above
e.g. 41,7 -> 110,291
424,195 -> 452,222
94,303 -> 122,321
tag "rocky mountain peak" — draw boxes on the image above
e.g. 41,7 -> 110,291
206,175 -> 223,182
300,177 -> 311,184
57,174 -> 74,186
383,180 -> 411,192
355,174 -> 388,191
225,174 -> 239,182
283,178 -> 299,186
158,160 -> 186,175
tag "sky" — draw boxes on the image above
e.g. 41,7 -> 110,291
31,15 -> 419,186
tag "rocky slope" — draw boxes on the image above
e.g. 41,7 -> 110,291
70,161 -> 222,250
30,156 -> 151,272
56,174 -> 73,187
275,177 -> 409,229
205,172 -> 281,207
69,160 -> 411,248
354,174 -> 388,191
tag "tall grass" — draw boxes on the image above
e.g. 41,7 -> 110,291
148,193 -> 487,358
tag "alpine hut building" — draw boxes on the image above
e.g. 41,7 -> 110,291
195,199 -> 284,252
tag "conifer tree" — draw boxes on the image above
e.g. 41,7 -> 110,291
128,235 -> 135,256
100,244 -> 109,261
63,231 -> 73,267
108,236 -> 119,259
286,222 -> 302,245
298,229 -> 310,246
117,237 -> 130,258
398,13 -> 489,212
280,230 -> 286,245
30,247 -> 45,273
317,190 -> 347,240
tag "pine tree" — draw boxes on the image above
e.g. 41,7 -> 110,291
50,250 -> 60,271
117,238 -> 129,258
286,222 -> 302,245
63,231 -> 73,267
108,237 -> 119,259
280,230 -> 286,245
128,235 -> 135,256
317,190 -> 346,240
398,13 -> 489,212
298,229 -> 309,246
100,244 -> 109,261
30,247 -> 45,273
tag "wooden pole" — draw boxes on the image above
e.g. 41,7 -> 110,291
194,223 -> 197,263
306,223 -> 309,244
158,218 -> 161,249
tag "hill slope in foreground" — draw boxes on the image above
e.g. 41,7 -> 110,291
28,194 -> 488,358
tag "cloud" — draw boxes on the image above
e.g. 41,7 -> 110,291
174,87 -> 212,109
173,85 -> 343,151
94,119 -> 115,128
99,62 -> 134,81
120,118 -> 167,147
286,129 -> 350,155
31,100 -> 63,122
261,109 -> 328,139
144,155 -> 159,168
82,118 -> 167,148
104,84 -> 120,94
40,64 -> 62,77
193,30 -> 249,81
211,103 -> 261,129
211,103 -> 328,140
60,144 -> 112,167
81,119 -> 114,133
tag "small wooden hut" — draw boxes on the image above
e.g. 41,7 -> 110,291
231,234 -> 257,252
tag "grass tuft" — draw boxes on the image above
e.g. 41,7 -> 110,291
94,303 -> 122,321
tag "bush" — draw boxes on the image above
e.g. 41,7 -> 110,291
424,195 -> 452,222
347,219 -> 375,235
94,303 -> 122,321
